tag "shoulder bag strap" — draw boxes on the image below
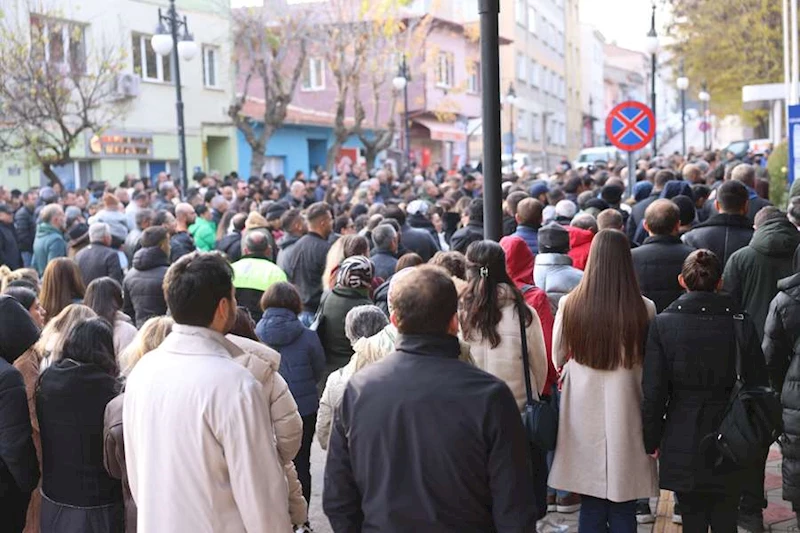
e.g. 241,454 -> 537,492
517,302 -> 535,405
732,313 -> 745,383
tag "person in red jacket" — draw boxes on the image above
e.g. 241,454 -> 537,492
500,235 -> 581,513
567,214 -> 597,271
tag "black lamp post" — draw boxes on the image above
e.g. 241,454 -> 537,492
676,60 -> 689,156
478,0 -> 501,241
506,83 -> 517,171
645,3 -> 659,156
699,82 -> 711,150
392,56 -> 411,171
151,0 -> 198,197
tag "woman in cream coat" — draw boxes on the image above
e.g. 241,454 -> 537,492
459,240 -> 549,518
548,230 -> 658,533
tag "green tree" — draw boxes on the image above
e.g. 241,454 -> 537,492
667,0 -> 782,128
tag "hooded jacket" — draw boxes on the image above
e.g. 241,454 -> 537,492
723,218 -> 800,340
533,253 -> 583,312
763,273 -> 800,502
0,296 -> 41,532
501,236 -> 557,395
399,222 -> 440,262
255,308 -> 325,416
681,213 -> 753,268
189,218 -> 216,252
169,231 -> 196,264
567,227 -> 594,271
32,223 -> 67,275
122,247 -> 169,327
275,234 -> 299,272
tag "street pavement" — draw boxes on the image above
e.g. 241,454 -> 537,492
308,442 -> 797,532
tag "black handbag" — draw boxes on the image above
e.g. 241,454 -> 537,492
713,314 -> 783,466
517,303 -> 558,452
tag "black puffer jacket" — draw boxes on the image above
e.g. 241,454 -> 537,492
169,231 -> 195,263
763,273 -> 800,502
631,234 -> 694,312
681,213 -> 753,268
643,291 -> 767,494
0,296 -> 41,532
13,206 -> 36,253
215,232 -> 242,262
450,222 -> 484,255
122,247 -> 169,327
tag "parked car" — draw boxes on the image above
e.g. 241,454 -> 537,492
574,146 -> 624,169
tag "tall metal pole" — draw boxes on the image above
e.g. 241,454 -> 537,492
168,0 -> 188,197
680,88 -> 686,156
510,103 -> 515,170
784,0 -> 791,126
648,5 -> 657,157
792,0 -> 799,105
479,0 -> 501,241
403,57 -> 411,171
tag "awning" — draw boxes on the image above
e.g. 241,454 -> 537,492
414,118 -> 467,143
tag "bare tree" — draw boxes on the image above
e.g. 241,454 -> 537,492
228,0 -> 313,177
0,8 -> 130,186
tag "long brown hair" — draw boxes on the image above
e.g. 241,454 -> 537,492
40,258 -> 85,323
461,240 -> 532,348
560,230 -> 648,370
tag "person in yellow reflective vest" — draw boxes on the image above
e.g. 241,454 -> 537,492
232,229 -> 287,321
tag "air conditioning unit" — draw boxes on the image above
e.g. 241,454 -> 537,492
116,73 -> 141,98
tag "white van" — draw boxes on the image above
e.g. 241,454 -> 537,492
574,147 -> 623,169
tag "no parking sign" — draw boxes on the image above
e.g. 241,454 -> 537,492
605,101 -> 655,197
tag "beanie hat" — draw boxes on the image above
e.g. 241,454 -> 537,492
0,295 -> 39,364
634,181 -> 654,202
538,222 -> 570,253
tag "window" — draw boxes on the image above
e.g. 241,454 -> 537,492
541,68 -> 548,93
30,15 -> 86,73
531,113 -> 540,141
302,57 -> 325,91
132,34 -> 172,82
517,110 -> 527,140
527,6 -> 536,33
467,60 -> 481,93
516,53 -> 526,83
435,52 -> 454,88
515,0 -> 526,26
528,58 -> 536,86
202,46 -> 219,88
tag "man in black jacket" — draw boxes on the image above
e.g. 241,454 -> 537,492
285,202 -> 333,324
323,266 -> 537,532
450,198 -> 485,254
682,180 -> 753,268
170,203 -> 196,264
707,164 -> 772,224
215,213 -> 247,262
632,199 -> 694,312
0,204 -> 23,270
123,227 -> 170,326
13,190 -> 37,267
369,223 -> 398,280
0,295 -> 41,532
75,223 -> 124,286
275,209 -> 305,272
383,204 -> 439,261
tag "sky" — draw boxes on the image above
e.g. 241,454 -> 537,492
581,0 -> 673,53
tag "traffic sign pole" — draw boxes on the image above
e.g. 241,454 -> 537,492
628,151 -> 636,199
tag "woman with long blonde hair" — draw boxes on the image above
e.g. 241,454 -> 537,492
117,316 -> 174,377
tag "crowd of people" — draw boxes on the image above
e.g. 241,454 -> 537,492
0,148 -> 798,533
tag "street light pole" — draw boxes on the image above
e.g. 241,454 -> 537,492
676,60 -> 689,156
392,56 -> 411,171
506,83 -> 517,173
478,0 -> 501,241
646,3 -> 659,157
699,82 -> 711,151
152,0 -> 198,198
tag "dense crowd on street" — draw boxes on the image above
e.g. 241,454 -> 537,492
0,147 -> 799,533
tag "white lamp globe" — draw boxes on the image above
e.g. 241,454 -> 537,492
392,75 -> 408,91
506,94 -> 517,106
178,39 -> 199,61
699,90 -> 710,102
645,35 -> 659,55
676,76 -> 689,90
151,33 -> 173,57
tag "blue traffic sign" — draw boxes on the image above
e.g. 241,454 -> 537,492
605,101 -> 656,152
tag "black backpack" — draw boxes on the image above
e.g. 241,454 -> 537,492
712,314 -> 783,466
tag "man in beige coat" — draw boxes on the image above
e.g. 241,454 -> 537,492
123,252 -> 292,532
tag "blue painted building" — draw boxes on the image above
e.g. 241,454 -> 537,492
236,123 -> 367,179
